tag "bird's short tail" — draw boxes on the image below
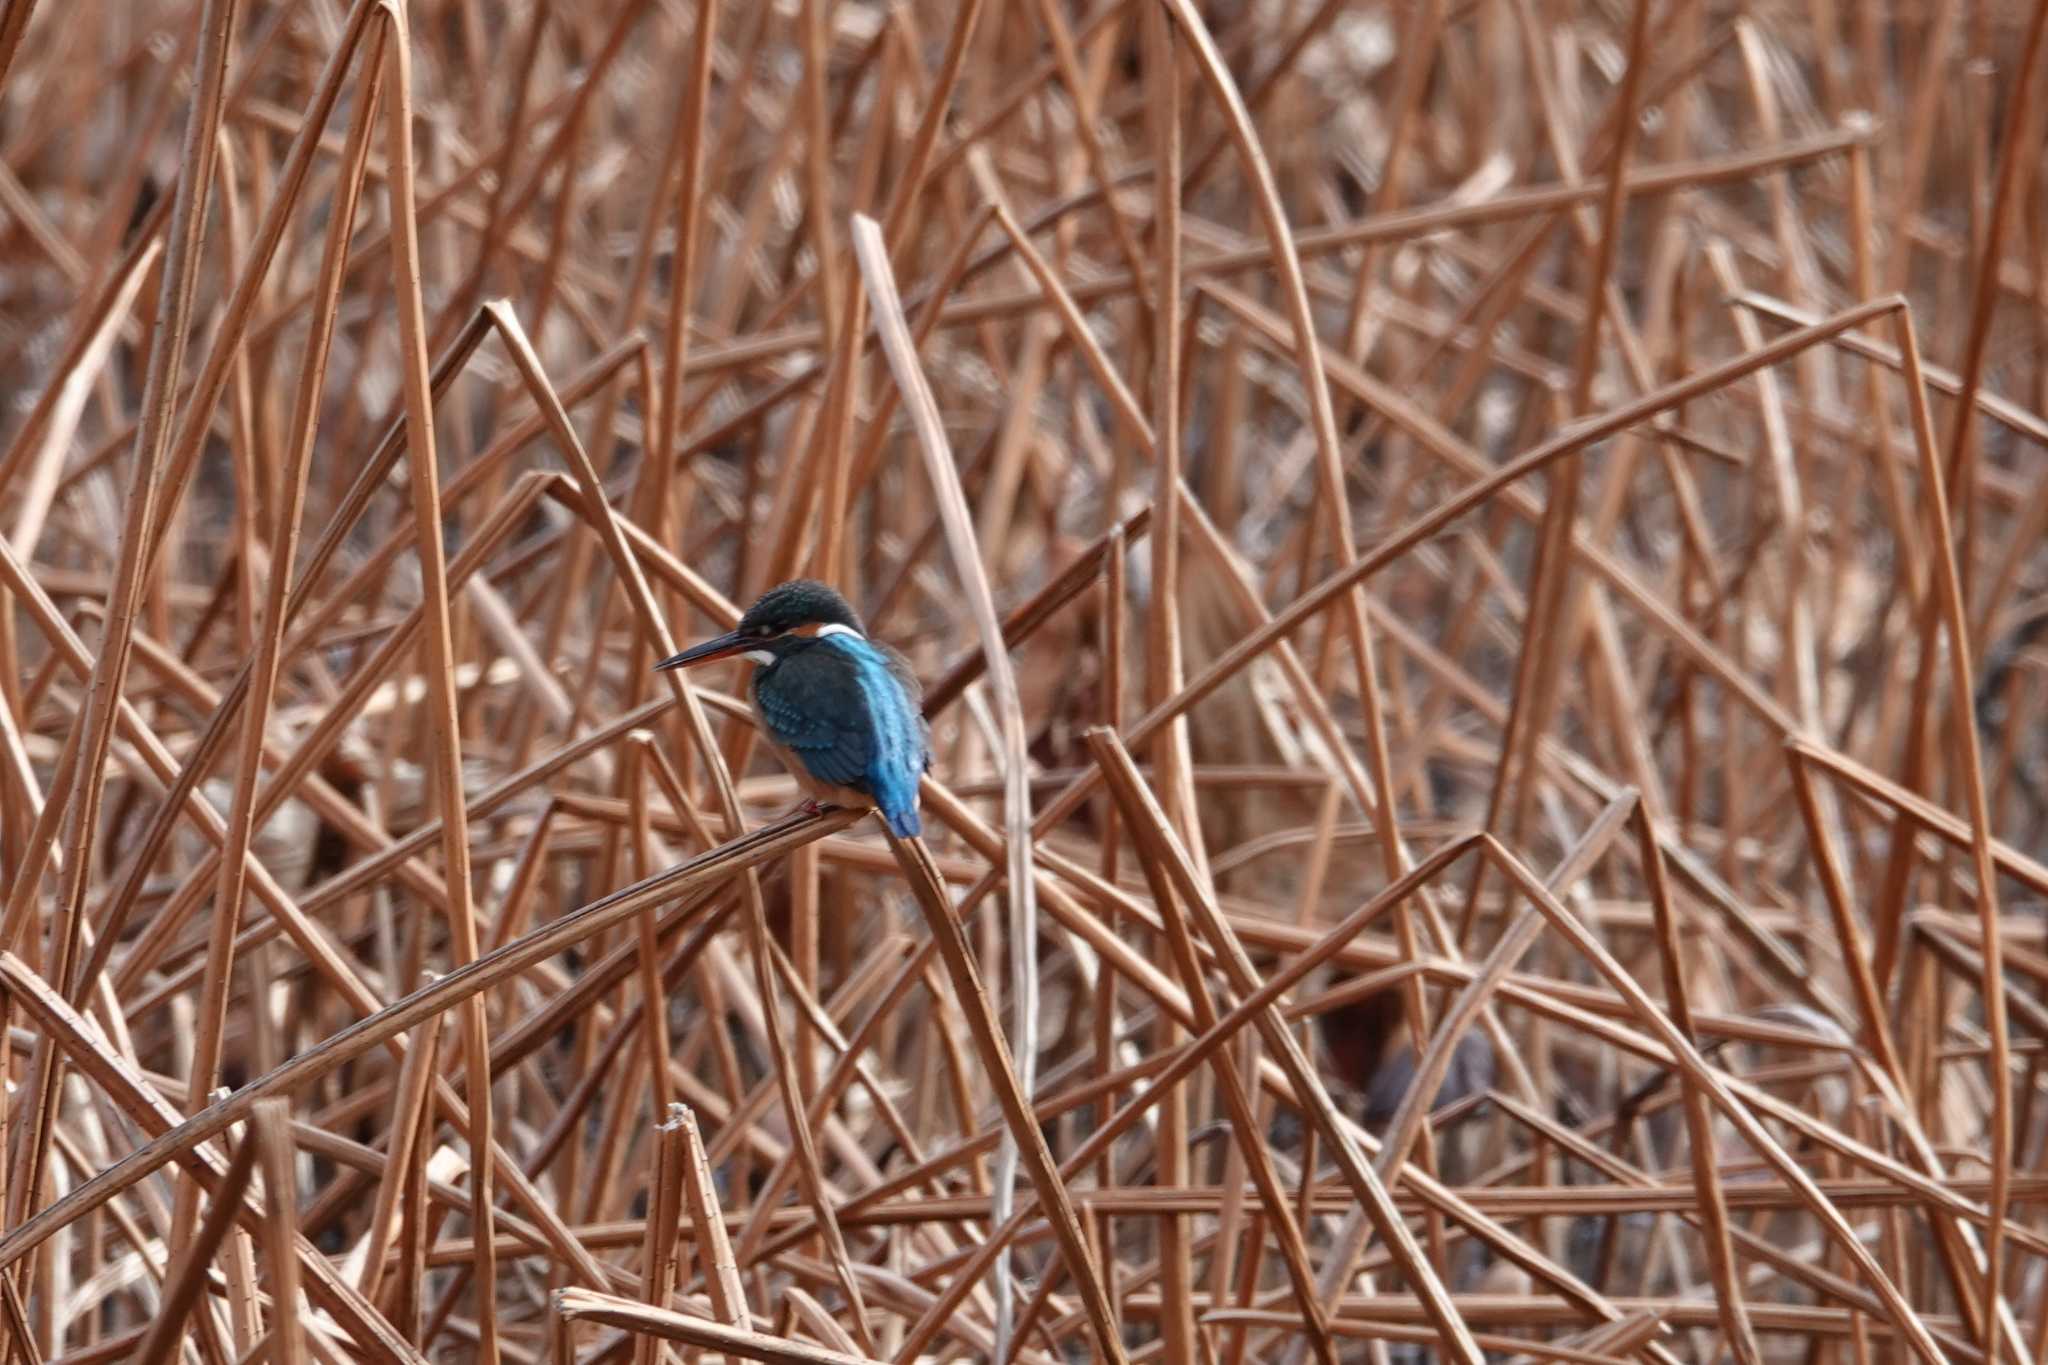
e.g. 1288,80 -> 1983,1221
882,805 -> 922,838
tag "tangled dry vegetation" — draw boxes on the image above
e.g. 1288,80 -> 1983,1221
3,0 -> 2048,1360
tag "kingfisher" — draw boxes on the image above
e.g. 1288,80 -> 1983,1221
655,579 -> 931,837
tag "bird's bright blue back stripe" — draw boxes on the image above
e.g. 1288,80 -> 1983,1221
820,634 -> 924,836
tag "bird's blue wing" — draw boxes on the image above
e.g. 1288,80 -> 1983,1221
753,636 -> 930,835
823,636 -> 928,832
876,640 -> 934,775
752,649 -> 874,790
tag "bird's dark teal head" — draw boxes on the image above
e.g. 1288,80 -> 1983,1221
654,579 -> 866,671
738,579 -> 864,638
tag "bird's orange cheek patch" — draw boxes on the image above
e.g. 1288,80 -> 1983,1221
789,621 -> 862,641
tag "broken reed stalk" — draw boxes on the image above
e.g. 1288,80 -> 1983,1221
6,3 -> 2048,1361
636,1104 -> 687,1365
132,1119 -> 259,1365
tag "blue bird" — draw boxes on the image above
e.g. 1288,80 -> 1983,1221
655,580 -> 931,837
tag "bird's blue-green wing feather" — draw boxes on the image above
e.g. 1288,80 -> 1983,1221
752,650 -> 874,790
753,635 -> 929,836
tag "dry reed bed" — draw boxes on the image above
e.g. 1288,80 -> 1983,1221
0,0 -> 2044,1361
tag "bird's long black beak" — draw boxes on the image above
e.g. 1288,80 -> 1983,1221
654,631 -> 751,671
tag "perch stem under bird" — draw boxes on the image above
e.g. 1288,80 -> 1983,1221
656,579 -> 931,837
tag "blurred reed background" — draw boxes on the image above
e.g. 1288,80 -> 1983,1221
0,0 -> 2046,1360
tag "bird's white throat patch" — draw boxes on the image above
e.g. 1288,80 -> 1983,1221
744,648 -> 777,665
